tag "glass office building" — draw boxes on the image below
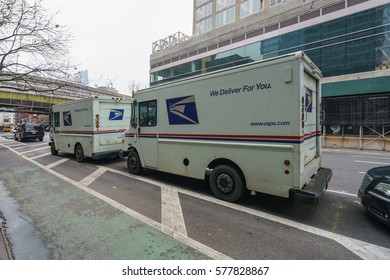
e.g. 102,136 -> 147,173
150,0 -> 390,150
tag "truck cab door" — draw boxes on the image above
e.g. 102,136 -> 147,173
136,99 -> 158,169
51,111 -> 61,150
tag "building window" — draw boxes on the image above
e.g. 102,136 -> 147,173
216,7 -> 236,28
196,2 -> 213,20
240,0 -> 263,19
216,0 -> 235,11
270,0 -> 286,7
195,17 -> 213,34
195,0 -> 210,7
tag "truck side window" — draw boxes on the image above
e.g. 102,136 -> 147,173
53,112 -> 60,127
139,100 -> 157,127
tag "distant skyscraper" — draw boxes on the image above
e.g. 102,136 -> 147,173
74,70 -> 89,86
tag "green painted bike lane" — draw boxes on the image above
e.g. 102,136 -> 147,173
0,147 -> 209,260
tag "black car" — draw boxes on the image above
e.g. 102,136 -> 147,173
14,123 -> 44,142
358,166 -> 390,226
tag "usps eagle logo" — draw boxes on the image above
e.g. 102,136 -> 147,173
166,95 -> 199,125
305,87 -> 313,113
109,109 -> 124,121
63,111 -> 72,126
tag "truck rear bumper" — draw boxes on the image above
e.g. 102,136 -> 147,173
92,149 -> 122,160
291,168 -> 332,204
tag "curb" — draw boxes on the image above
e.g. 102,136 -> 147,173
0,223 -> 12,260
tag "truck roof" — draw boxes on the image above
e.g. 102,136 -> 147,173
51,96 -> 132,109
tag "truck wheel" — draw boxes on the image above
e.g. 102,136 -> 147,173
127,150 -> 142,174
75,144 -> 85,162
50,143 -> 58,155
209,165 -> 244,202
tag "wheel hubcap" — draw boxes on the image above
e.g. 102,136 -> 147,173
129,157 -> 137,169
216,173 -> 234,193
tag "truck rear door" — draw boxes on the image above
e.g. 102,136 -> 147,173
302,71 -> 319,165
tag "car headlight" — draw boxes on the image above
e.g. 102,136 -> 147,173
374,182 -> 390,197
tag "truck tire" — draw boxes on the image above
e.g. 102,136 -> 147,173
209,165 -> 245,202
127,150 -> 142,174
75,144 -> 85,162
50,142 -> 58,155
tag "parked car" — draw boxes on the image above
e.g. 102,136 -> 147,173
2,126 -> 11,133
14,123 -> 44,142
358,166 -> 390,226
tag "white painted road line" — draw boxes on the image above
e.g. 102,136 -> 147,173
45,158 -> 69,169
351,155 -> 390,160
14,145 -> 35,150
355,160 -> 389,165
176,187 -> 390,260
161,186 -> 188,237
0,143 -> 231,260
104,167 -> 390,260
30,153 -> 51,160
2,142 -> 390,260
20,146 -> 49,155
327,189 -> 357,197
79,167 -> 107,187
5,143 -> 27,148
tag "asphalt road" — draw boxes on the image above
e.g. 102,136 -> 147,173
0,133 -> 389,260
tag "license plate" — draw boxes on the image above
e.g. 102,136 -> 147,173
31,131 -> 36,134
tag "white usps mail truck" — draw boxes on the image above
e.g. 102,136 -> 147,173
49,96 -> 132,162
121,52 -> 332,203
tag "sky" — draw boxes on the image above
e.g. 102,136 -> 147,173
42,0 -> 194,95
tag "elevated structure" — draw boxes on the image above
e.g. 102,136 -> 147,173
0,77 -> 127,115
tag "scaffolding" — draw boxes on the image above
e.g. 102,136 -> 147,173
152,32 -> 190,53
322,94 -> 390,150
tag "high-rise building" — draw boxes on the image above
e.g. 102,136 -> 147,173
150,0 -> 390,150
74,70 -> 90,86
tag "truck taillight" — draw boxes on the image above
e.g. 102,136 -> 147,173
301,97 -> 305,129
95,114 -> 100,129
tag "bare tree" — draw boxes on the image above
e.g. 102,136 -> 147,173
0,0 -> 75,93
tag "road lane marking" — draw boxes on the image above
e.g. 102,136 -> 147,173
30,153 -> 51,160
2,142 -> 390,260
355,160 -> 389,165
175,187 -> 390,260
79,167 -> 107,187
161,186 -> 188,237
327,190 -> 357,197
0,143 -> 230,260
14,145 -> 38,150
23,142 -> 48,147
20,146 -> 49,155
5,143 -> 27,148
103,167 -> 390,260
351,155 -> 390,160
45,158 -> 69,169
